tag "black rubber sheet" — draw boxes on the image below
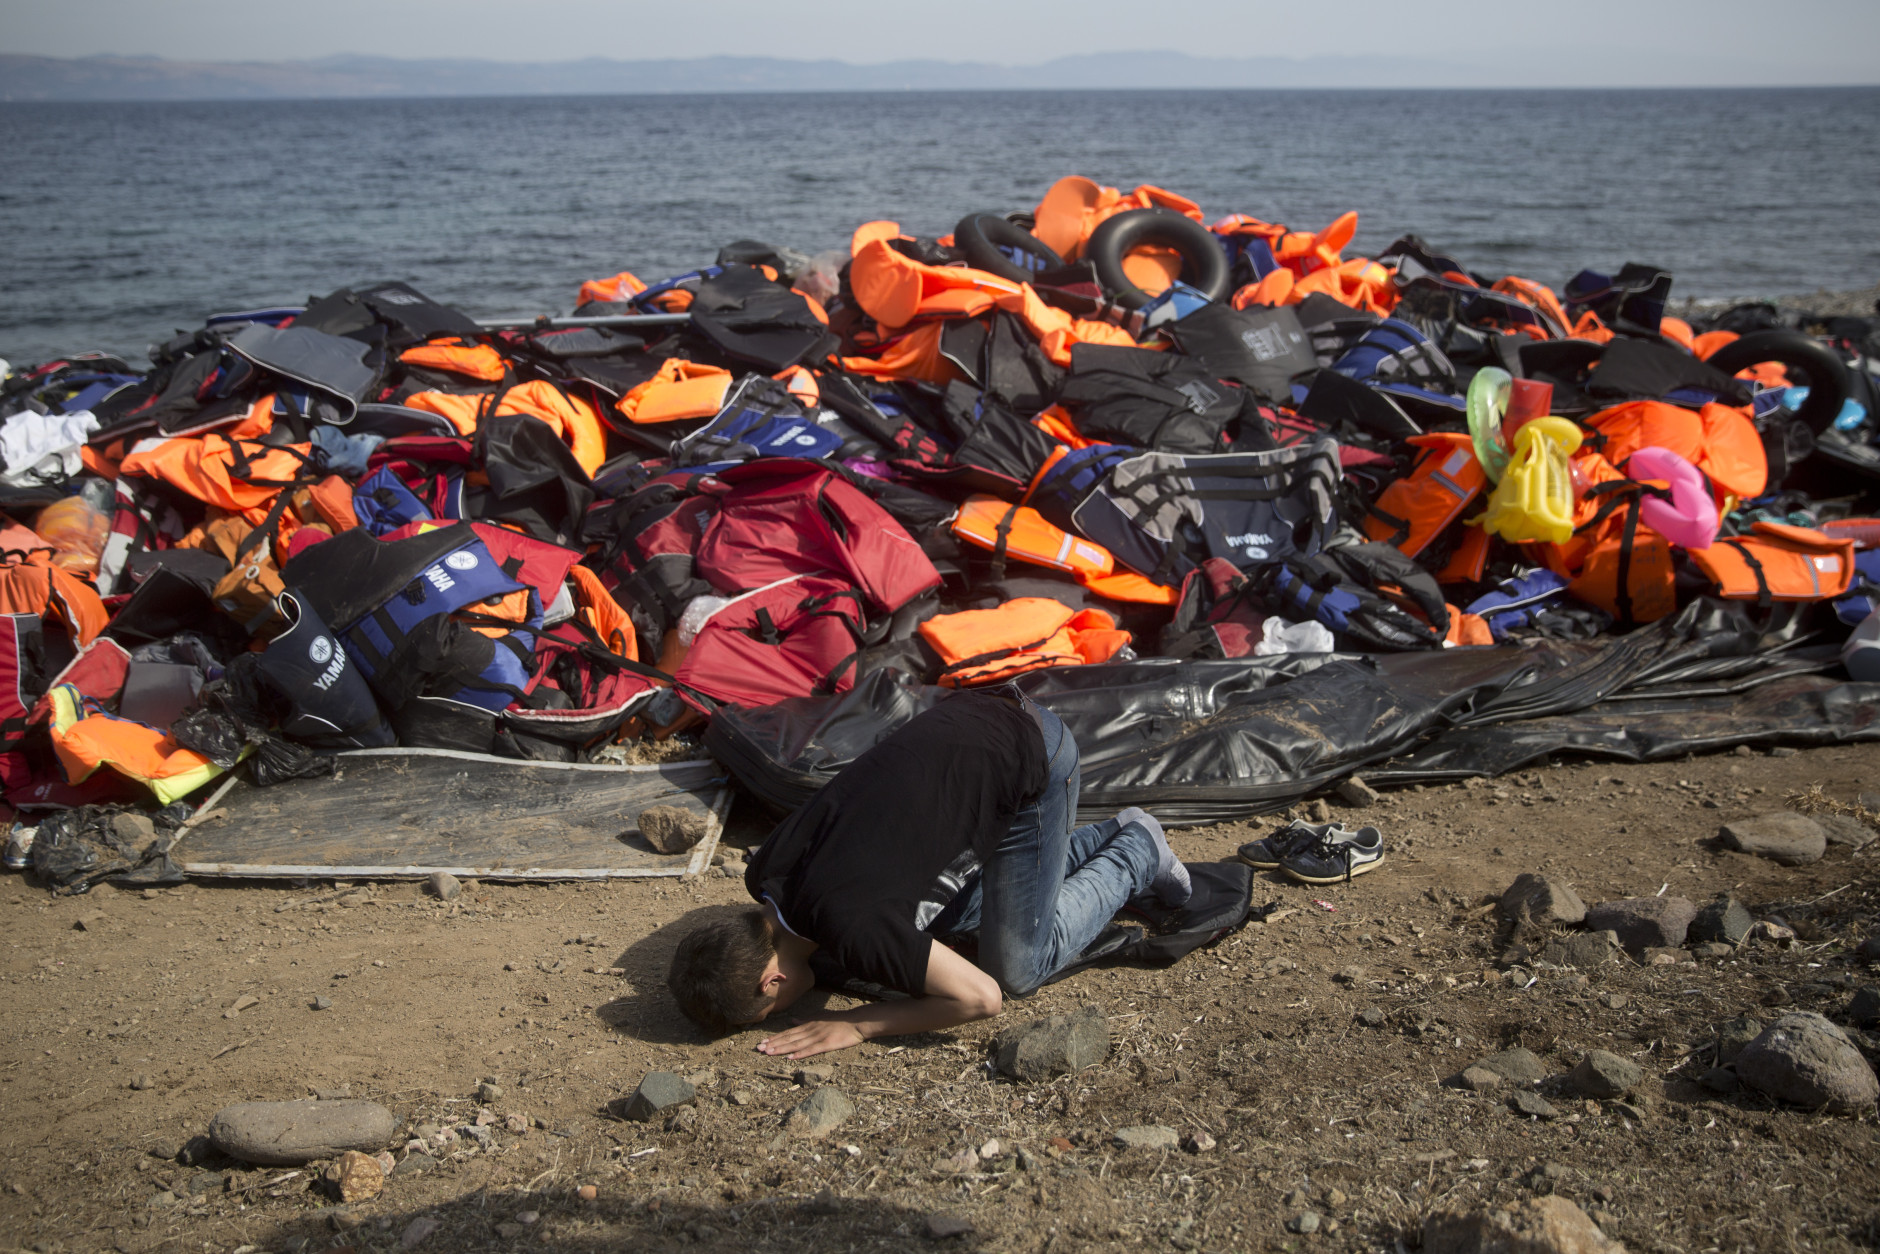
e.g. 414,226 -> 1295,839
705,598 -> 1878,824
173,749 -> 730,880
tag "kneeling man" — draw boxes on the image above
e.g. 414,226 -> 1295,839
666,687 -> 1189,1058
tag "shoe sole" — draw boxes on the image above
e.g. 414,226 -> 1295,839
1280,854 -> 1386,885
1237,849 -> 1282,869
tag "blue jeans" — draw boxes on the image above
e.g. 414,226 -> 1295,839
929,695 -> 1158,996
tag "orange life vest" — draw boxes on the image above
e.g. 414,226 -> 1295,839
1585,399 -> 1766,502
920,598 -> 1129,687
46,682 -> 225,805
1687,522 -> 1855,605
118,431 -> 312,516
1031,177 -> 1205,264
1363,433 -> 1486,559
0,551 -> 109,645
399,339 -> 507,382
952,496 -> 1115,579
406,380 -> 609,474
1567,487 -> 1679,627
848,236 -> 1024,330
576,269 -> 647,307
614,361 -> 735,427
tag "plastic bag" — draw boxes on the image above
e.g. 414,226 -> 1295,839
33,493 -> 111,574
170,653 -> 281,768
248,736 -> 338,787
1254,617 -> 1336,656
677,594 -> 734,647
29,804 -> 187,894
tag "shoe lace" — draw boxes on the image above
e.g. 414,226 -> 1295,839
1302,833 -> 1359,883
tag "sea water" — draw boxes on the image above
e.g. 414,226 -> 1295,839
2,87 -> 1877,365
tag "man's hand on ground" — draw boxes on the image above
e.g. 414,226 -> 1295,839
752,941 -> 1003,1060
757,1018 -> 865,1059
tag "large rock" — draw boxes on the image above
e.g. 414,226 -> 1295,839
208,1099 -> 394,1166
784,1087 -> 853,1139
1584,898 -> 1696,953
1735,1012 -> 1880,1114
1500,874 -> 1588,927
1718,814 -> 1827,866
636,806 -> 709,854
1689,898 -> 1753,946
993,1004 -> 1108,1081
1570,1050 -> 1643,1099
621,1071 -> 694,1122
1539,931 -> 1618,970
1423,1195 -> 1626,1253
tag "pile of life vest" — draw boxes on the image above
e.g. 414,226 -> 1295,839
3,174 -> 1879,823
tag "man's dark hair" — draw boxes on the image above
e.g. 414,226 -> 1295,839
666,908 -> 778,1034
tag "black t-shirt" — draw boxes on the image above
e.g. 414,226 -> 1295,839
745,691 -> 1047,996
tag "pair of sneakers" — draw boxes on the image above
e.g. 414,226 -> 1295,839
1238,819 -> 1385,885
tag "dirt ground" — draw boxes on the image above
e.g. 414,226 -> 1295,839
2,740 -> 1877,1254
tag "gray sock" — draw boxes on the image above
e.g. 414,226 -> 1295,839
1116,806 -> 1190,906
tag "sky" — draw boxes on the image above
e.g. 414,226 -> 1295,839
3,0 -> 1878,85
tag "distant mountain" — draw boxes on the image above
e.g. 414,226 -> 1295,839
0,50 -> 1515,101
1,49 -> 1871,101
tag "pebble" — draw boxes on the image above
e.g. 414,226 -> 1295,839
1571,1050 -> 1644,1098
476,1080 -> 503,1103
1287,1210 -> 1322,1235
1182,1130 -> 1216,1153
324,1150 -> 384,1203
1470,1047 -> 1549,1084
636,805 -> 710,854
1111,1124 -> 1179,1151
784,1087 -> 854,1139
392,1153 -> 439,1176
129,1073 -> 153,1091
621,1071 -> 695,1122
504,1113 -> 529,1134
577,1184 -> 598,1201
1356,1006 -> 1386,1027
1690,896 -> 1754,945
426,871 -> 462,901
1584,897 -> 1697,952
993,1003 -> 1109,1080
794,1065 -> 834,1086
208,1099 -> 395,1166
1307,798 -> 1332,823
311,996 -> 333,1011
1718,812 -> 1827,866
1499,873 -> 1588,927
1849,986 -> 1880,1027
1734,744 -> 1755,757
1692,942 -> 1735,960
1422,1195 -> 1623,1253
718,858 -> 748,879
1335,775 -> 1379,807
1735,1011 -> 1880,1114
1508,1090 -> 1559,1119
1452,1066 -> 1503,1093
1333,965 -> 1364,984
977,1138 -> 1002,1160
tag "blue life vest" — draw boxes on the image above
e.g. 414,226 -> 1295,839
353,466 -> 434,537
341,534 -> 540,715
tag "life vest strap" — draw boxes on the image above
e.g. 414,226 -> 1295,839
1721,539 -> 1774,608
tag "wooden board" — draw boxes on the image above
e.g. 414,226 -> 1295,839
173,749 -> 728,881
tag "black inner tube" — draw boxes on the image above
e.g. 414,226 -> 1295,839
1084,207 -> 1231,309
1704,330 -> 1850,435
953,213 -> 1063,284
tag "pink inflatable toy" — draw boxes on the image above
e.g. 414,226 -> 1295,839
1629,445 -> 1718,551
